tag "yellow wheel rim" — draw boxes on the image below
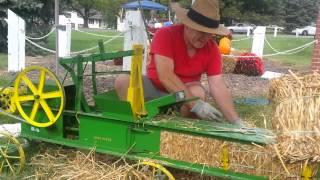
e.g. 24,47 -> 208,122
13,66 -> 65,127
134,161 -> 175,180
0,132 -> 25,176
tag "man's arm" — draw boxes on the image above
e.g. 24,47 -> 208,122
208,75 -> 240,123
154,54 -> 195,104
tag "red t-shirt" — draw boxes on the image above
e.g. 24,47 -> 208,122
147,24 -> 222,91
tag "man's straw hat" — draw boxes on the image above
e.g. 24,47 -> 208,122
171,0 -> 229,35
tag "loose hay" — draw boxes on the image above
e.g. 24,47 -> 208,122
269,70 -> 320,163
29,146 -> 151,180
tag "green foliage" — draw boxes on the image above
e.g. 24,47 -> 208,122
0,0 -> 17,52
0,0 -> 55,54
284,0 -> 319,31
99,0 -> 127,28
67,0 -> 105,28
220,0 -> 318,30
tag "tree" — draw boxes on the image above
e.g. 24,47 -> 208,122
0,0 -> 57,54
284,0 -> 319,30
0,0 -> 17,52
68,0 -> 105,28
99,0 -> 127,28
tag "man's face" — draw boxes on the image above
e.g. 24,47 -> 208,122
185,26 -> 213,49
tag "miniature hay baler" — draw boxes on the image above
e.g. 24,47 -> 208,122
0,45 -> 275,179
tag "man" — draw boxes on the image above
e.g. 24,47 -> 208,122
115,0 -> 242,125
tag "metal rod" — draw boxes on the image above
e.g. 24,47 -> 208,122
55,0 -> 59,75
0,109 -> 28,123
137,0 -> 151,44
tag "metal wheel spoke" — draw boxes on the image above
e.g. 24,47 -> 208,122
21,75 -> 38,94
42,91 -> 62,99
40,99 -> 55,121
3,139 -> 11,154
30,100 -> 40,120
38,70 -> 46,94
0,148 -> 14,174
0,160 -> 4,173
6,155 -> 21,159
4,157 -> 15,174
16,95 -> 35,102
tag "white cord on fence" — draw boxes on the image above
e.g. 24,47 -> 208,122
231,36 -> 252,42
25,38 -> 56,53
264,37 -> 281,53
70,32 -> 124,55
223,40 -> 317,58
73,29 -> 124,38
25,27 -> 56,40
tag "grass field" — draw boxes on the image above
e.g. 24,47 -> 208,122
0,53 -> 7,70
46,29 -> 124,53
232,34 -> 314,68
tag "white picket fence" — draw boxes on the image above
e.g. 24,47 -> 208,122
6,9 -> 317,73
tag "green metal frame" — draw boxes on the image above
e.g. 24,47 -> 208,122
20,47 -> 275,179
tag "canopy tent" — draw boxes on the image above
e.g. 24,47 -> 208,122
122,0 -> 168,11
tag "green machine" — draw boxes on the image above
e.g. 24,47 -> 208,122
0,45 -> 275,179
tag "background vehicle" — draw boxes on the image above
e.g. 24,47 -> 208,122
292,25 -> 316,36
227,23 -> 256,34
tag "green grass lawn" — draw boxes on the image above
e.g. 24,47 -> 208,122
47,29 -> 124,53
0,53 -> 7,70
232,34 -> 314,68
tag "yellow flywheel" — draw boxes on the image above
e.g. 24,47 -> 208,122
127,161 -> 175,180
13,66 -> 65,127
0,132 -> 25,176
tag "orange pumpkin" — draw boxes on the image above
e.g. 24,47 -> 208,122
219,37 -> 231,55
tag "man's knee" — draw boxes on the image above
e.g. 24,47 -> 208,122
114,74 -> 130,100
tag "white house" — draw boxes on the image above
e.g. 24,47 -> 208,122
65,11 -> 107,29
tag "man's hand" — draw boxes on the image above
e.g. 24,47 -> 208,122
191,100 -> 223,122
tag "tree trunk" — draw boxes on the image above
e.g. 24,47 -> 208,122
83,18 -> 89,28
83,8 -> 90,28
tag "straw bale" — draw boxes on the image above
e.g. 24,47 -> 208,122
160,131 -> 319,178
222,56 -> 237,74
269,71 -> 320,162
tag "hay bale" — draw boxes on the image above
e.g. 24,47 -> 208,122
222,56 -> 237,74
269,70 -> 320,162
160,131 -> 319,178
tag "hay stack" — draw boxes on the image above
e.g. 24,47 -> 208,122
269,70 -> 320,163
222,56 -> 237,74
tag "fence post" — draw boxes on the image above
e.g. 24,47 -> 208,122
251,26 -> 266,58
58,15 -> 71,57
274,27 -> 278,37
7,9 -> 25,72
122,10 -> 148,74
247,27 -> 251,37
